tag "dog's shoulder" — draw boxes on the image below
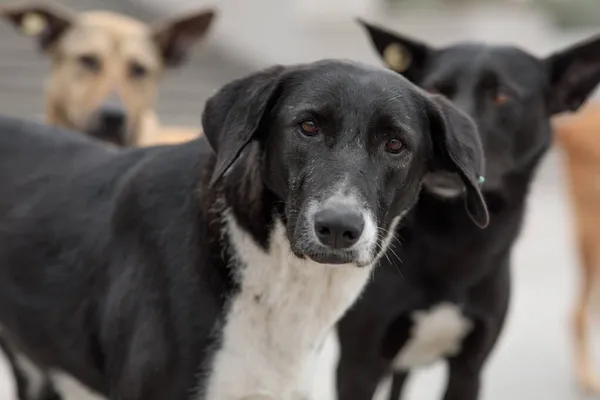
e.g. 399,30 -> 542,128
109,138 -> 215,250
0,114 -> 100,149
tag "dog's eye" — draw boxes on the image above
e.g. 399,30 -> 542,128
385,138 -> 404,154
129,62 -> 148,79
78,55 -> 101,73
299,120 -> 319,136
493,88 -> 511,105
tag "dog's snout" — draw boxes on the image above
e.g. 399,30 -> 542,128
99,105 -> 126,130
313,207 -> 365,249
88,97 -> 129,145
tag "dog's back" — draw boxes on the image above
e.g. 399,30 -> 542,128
0,116 -> 212,393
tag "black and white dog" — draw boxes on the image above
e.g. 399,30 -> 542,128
334,22 -> 600,400
0,60 -> 487,400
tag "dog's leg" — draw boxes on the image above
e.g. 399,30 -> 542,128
387,371 -> 408,400
443,315 -> 506,400
573,237 -> 600,395
336,357 -> 390,400
2,341 -> 63,400
442,268 -> 509,400
0,334 -> 29,400
443,319 -> 504,400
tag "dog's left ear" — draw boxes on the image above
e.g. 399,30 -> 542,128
427,94 -> 489,228
153,9 -> 216,68
202,65 -> 286,186
0,3 -> 74,51
545,34 -> 600,115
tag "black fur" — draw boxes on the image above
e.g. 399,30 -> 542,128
335,21 -> 600,400
0,60 -> 486,399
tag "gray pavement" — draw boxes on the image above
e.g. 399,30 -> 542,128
0,0 -> 599,399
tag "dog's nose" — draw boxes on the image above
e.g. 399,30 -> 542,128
314,207 -> 365,249
98,106 -> 126,130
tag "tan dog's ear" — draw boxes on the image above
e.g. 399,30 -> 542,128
153,9 -> 216,68
0,3 -> 74,51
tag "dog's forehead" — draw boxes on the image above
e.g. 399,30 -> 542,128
58,12 -> 160,67
78,11 -> 151,37
285,61 -> 421,109
433,44 -> 544,86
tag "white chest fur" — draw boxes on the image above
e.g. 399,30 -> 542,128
393,303 -> 473,370
203,214 -> 374,400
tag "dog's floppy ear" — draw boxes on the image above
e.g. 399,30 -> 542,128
545,34 -> 600,115
202,65 -> 286,186
427,94 -> 489,228
357,18 -> 432,83
153,9 -> 216,68
0,3 -> 74,51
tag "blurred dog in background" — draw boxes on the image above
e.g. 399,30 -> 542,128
0,2 -> 215,146
554,101 -> 600,396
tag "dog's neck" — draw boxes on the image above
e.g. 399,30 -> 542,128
200,150 -> 382,398
204,213 -> 372,399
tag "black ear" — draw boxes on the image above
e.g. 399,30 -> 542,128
357,18 -> 432,83
202,66 -> 286,187
546,34 -> 600,115
153,9 -> 216,68
0,3 -> 74,51
427,94 -> 489,228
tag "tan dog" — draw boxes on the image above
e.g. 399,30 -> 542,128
554,101 -> 600,395
0,2 -> 215,146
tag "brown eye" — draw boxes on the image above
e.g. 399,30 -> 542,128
129,61 -> 148,79
78,54 -> 101,73
493,88 -> 511,105
300,120 -> 319,136
385,138 -> 404,154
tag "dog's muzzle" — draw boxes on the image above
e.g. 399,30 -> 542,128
87,97 -> 129,146
294,196 -> 376,266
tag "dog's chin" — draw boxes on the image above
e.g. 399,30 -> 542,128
291,245 -> 364,267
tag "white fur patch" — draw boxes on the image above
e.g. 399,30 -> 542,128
393,303 -> 473,370
15,353 -> 45,398
426,186 -> 464,198
203,213 -> 400,400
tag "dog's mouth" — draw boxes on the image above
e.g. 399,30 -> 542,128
295,246 -> 361,266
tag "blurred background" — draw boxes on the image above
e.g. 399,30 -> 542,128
1,0 -> 599,398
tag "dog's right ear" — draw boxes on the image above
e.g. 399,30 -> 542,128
153,9 -> 216,68
357,19 -> 432,83
0,3 -> 73,51
202,66 -> 286,187
427,94 -> 489,228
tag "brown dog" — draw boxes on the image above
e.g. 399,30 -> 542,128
554,100 -> 600,396
0,2 -> 215,146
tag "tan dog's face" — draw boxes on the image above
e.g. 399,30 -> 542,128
1,5 -> 215,146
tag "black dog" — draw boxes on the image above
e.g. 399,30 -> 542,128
335,22 -> 600,400
0,60 -> 487,400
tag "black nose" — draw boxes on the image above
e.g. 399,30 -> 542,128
314,207 -> 365,249
98,106 -> 126,130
